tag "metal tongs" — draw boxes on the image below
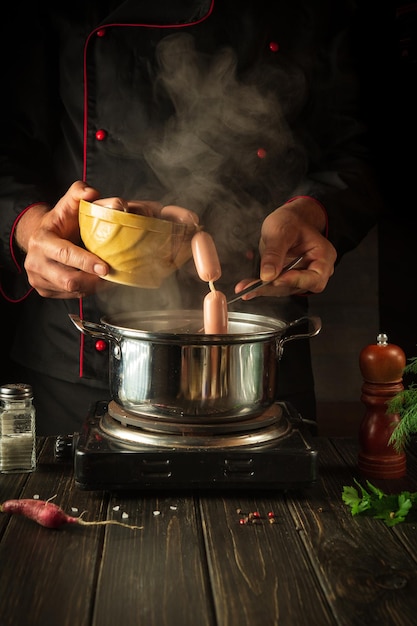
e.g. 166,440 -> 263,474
227,255 -> 304,305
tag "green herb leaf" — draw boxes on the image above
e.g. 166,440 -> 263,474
342,480 -> 417,526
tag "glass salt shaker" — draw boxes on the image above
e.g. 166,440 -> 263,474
0,383 -> 36,473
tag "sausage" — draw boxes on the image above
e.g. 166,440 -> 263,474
126,200 -> 163,217
94,198 -> 163,217
94,197 -> 129,211
191,231 -> 221,282
203,290 -> 228,334
160,205 -> 199,226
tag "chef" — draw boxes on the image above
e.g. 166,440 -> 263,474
0,1 -> 382,435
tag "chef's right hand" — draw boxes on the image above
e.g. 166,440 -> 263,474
233,196 -> 337,300
14,181 -> 110,299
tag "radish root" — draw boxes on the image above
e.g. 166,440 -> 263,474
77,511 -> 143,529
0,496 -> 143,530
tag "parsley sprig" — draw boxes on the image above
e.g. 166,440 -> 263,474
388,356 -> 417,452
342,479 -> 417,526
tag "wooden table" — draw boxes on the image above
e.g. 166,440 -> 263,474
1,435 -> 417,626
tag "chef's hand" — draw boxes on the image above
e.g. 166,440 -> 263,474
14,181 -> 109,299
234,196 -> 337,299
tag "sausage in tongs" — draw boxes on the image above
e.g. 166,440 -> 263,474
203,288 -> 228,334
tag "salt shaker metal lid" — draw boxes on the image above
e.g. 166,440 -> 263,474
0,383 -> 33,400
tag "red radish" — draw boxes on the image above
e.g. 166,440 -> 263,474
0,497 -> 142,530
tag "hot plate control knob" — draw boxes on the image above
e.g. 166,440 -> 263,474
54,434 -> 74,462
358,334 -> 406,479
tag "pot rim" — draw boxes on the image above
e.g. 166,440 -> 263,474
100,309 -> 289,344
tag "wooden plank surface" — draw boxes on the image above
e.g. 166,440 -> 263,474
0,438 -> 108,626
0,438 -> 45,536
287,438 -> 417,626
2,436 -> 417,626
92,492 -> 215,626
199,492 -> 335,626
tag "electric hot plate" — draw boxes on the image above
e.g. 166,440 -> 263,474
57,401 -> 318,491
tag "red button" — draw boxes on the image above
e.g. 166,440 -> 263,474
269,41 -> 279,52
95,339 -> 108,352
257,147 -> 267,159
96,29 -> 107,38
95,129 -> 107,141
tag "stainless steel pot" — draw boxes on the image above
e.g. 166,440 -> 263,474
69,311 -> 321,421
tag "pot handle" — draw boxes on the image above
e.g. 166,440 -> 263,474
276,315 -> 321,360
68,314 -> 119,344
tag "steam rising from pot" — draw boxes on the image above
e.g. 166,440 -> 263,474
143,33 -> 308,276
97,32 -> 310,316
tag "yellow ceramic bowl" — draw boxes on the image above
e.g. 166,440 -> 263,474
79,200 -> 197,288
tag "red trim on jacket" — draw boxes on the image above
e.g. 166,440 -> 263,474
0,205 -> 37,303
285,195 -> 329,238
78,1 -> 216,377
78,298 -> 85,377
10,205 -> 36,272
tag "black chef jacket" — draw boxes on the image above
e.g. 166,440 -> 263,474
0,0 -> 382,421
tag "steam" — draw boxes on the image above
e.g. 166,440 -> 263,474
143,33 -> 308,280
98,32 -> 310,315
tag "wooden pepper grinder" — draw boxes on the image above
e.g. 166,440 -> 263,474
358,333 -> 407,479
